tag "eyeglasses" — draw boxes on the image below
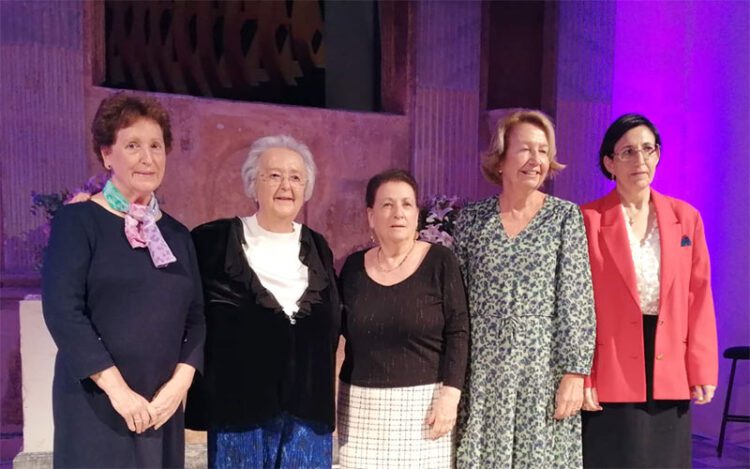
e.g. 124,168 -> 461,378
611,143 -> 660,162
258,171 -> 307,187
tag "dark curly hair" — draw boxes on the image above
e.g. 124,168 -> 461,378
365,169 -> 419,208
91,93 -> 172,166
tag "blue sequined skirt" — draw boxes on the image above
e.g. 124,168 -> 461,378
208,413 -> 332,469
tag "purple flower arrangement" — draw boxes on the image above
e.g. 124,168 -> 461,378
418,195 -> 463,248
30,172 -> 108,221
28,172 -> 108,269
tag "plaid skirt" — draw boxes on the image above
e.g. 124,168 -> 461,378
337,381 -> 454,469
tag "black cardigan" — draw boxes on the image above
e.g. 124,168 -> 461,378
185,218 -> 341,431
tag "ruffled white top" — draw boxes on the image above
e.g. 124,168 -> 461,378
623,206 -> 661,316
240,215 -> 309,318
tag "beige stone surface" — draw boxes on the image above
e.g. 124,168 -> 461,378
185,429 -> 207,444
86,88 -> 411,266
19,300 -> 55,454
14,443 -> 208,469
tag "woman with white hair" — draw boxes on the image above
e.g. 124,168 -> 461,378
185,135 -> 341,468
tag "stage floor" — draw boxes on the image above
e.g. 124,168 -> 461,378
2,434 -> 748,468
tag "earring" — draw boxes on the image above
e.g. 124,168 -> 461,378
370,231 -> 376,244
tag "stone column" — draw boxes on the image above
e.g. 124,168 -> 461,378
409,1 -> 483,200
549,0 -> 617,205
1,3 -> 92,463
0,1 -> 91,275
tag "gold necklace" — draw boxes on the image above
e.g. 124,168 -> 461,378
376,241 -> 417,273
625,211 -> 636,225
624,206 -> 645,225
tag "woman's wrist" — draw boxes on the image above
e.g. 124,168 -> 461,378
169,363 -> 196,392
90,366 -> 128,395
440,385 -> 462,401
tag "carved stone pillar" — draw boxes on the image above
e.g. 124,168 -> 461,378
409,1 -> 483,200
550,1 -> 617,205
380,1 -> 482,198
0,1 -> 92,275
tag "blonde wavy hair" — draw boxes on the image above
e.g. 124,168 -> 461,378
481,109 -> 565,186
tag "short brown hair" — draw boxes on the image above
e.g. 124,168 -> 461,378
365,169 -> 419,208
91,93 -> 172,166
481,109 -> 565,185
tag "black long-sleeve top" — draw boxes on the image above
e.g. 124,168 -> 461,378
339,244 -> 469,389
185,218 -> 341,432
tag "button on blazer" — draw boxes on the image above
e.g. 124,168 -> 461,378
581,189 -> 718,402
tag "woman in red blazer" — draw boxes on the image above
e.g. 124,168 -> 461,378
580,114 -> 718,468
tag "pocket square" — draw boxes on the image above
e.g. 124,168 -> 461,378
681,235 -> 692,247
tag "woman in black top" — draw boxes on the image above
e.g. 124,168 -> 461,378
337,169 -> 469,469
185,135 -> 341,469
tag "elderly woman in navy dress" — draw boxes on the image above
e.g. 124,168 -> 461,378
42,93 -> 205,468
185,135 -> 341,469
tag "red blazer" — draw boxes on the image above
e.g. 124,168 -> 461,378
581,189 -> 718,402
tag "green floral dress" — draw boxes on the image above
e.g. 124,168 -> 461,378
453,195 -> 595,469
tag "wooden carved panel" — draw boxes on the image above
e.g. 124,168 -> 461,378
105,0 -> 325,106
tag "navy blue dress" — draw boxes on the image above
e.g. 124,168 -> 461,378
42,201 -> 205,468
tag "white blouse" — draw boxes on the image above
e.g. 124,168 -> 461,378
623,206 -> 661,316
240,215 -> 309,318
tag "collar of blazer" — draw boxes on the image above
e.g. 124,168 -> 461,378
599,188 -> 681,312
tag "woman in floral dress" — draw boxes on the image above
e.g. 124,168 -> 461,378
454,110 -> 596,468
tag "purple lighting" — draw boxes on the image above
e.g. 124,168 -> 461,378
612,0 -> 750,439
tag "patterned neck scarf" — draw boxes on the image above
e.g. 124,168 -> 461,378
103,180 -> 176,268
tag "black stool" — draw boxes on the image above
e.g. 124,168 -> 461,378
717,346 -> 750,457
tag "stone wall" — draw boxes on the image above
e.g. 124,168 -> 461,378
85,86 -> 411,266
